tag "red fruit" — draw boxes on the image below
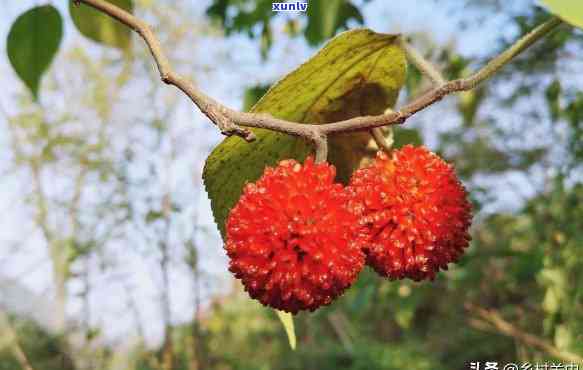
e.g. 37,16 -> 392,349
348,145 -> 472,281
225,157 -> 365,313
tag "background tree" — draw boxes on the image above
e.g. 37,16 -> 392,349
0,0 -> 582,369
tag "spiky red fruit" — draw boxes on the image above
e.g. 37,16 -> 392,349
348,145 -> 472,281
225,157 -> 365,313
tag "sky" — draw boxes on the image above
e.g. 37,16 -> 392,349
0,0 -> 551,347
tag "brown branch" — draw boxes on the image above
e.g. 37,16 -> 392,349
466,303 -> 583,364
312,133 -> 329,163
76,0 -> 256,142
370,108 -> 395,151
75,0 -> 563,160
371,127 -> 393,151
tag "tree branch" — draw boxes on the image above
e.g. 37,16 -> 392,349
466,303 -> 583,364
312,133 -> 329,163
371,127 -> 393,152
464,17 -> 562,89
370,108 -> 395,151
76,0 -> 563,156
0,311 -> 37,370
76,0 -> 256,142
400,37 -> 446,85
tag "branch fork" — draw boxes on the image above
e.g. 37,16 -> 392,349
75,0 -> 563,161
207,105 -> 256,142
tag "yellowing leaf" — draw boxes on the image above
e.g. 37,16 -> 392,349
203,29 -> 406,237
541,0 -> 583,29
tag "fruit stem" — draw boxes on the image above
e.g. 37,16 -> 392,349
313,134 -> 329,163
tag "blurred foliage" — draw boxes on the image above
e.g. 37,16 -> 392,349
0,317 -> 74,370
122,172 -> 583,368
69,0 -> 134,51
303,0 -> 367,46
2,0 -> 583,369
243,84 -> 270,111
206,0 -> 368,56
143,180 -> 580,369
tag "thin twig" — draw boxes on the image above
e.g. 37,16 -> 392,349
76,0 -> 255,142
370,108 -> 395,151
76,0 -> 563,146
323,17 -> 563,134
371,128 -> 393,152
466,17 -> 562,89
400,37 -> 446,85
0,311 -> 37,370
327,311 -> 354,354
466,303 -> 583,364
313,133 -> 329,163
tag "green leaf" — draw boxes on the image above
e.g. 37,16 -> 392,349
243,84 -> 271,112
203,29 -> 406,237
69,0 -> 133,50
7,5 -> 63,100
205,0 -> 365,51
545,79 -> 562,121
206,0 -> 230,29
457,87 -> 486,126
145,210 -> 164,223
206,0 -> 273,37
349,283 -> 375,313
275,310 -> 296,350
260,21 -> 273,59
305,0 -> 364,45
392,127 -> 423,149
540,0 -> 583,29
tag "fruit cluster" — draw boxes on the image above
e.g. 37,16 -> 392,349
225,145 -> 472,313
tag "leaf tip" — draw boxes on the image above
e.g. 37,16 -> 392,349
275,310 -> 296,350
